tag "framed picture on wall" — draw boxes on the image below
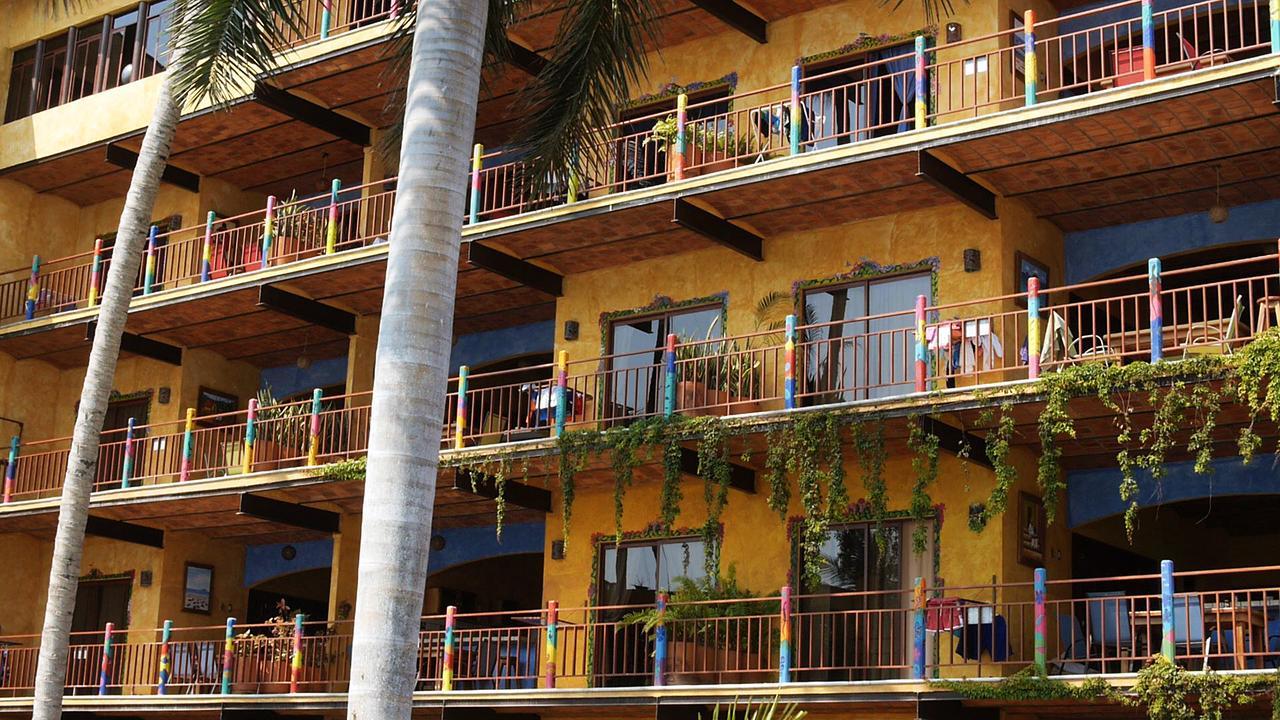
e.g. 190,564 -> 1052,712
182,562 -> 214,614
1013,251 -> 1050,308
195,387 -> 238,426
1018,492 -> 1046,567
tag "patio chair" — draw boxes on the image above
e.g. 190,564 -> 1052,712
1086,591 -> 1132,663
1040,311 -> 1111,366
1051,614 -> 1090,675
1176,33 -> 1227,72
1183,295 -> 1244,358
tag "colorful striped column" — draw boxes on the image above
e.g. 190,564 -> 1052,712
914,36 -> 927,129
1033,568 -> 1047,675
290,613 -> 305,693
673,93 -> 688,181
911,577 -> 926,679
789,66 -> 802,156
242,399 -> 257,475
779,585 -> 792,683
261,195 -> 276,270
143,225 -> 158,295
442,605 -> 457,691
664,333 -> 678,418
201,211 -> 215,282
914,295 -> 928,393
221,618 -> 236,694
307,388 -> 323,466
326,179 -> 341,255
469,144 -> 483,225
1272,0 -> 1280,54
157,619 -> 172,694
554,351 -> 568,436
653,592 -> 667,686
120,417 -> 136,489
1160,559 -> 1175,662
87,238 -> 103,308
544,600 -> 558,688
1027,276 -> 1042,379
1141,0 -> 1157,81
1149,258 -> 1163,362
4,436 -> 18,504
784,314 -> 797,409
454,366 -> 469,450
98,622 -> 115,695
1024,10 -> 1038,106
320,0 -> 332,39
24,255 -> 40,321
179,408 -> 195,482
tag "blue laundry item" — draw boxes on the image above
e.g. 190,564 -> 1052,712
952,615 -> 1011,661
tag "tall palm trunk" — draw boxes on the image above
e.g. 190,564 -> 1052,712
31,64 -> 184,720
346,3 -> 488,719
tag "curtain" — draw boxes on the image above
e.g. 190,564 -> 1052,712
867,42 -> 922,135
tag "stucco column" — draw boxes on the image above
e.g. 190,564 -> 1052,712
345,314 -> 380,406
327,511 -> 362,623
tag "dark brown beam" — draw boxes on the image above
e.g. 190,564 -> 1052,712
253,81 -> 371,147
238,493 -> 340,534
679,447 -> 755,493
689,0 -> 767,43
257,284 -> 356,334
466,242 -> 563,297
920,417 -> 993,470
672,198 -> 764,261
916,151 -> 997,220
105,144 -> 201,194
506,39 -> 548,76
85,515 -> 164,549
85,321 -> 183,365
454,469 -> 553,514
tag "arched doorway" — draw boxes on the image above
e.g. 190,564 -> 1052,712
246,567 -> 332,623
423,553 -> 542,615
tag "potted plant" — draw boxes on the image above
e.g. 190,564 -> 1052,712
232,599 -> 336,693
250,387 -> 310,471
646,115 -> 751,180
272,190 -> 327,264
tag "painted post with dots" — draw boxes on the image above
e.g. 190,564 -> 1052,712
555,351 -> 569,436
1141,0 -> 1157,81
4,436 -> 18,503
157,619 -> 173,693
143,225 -> 157,295
469,144 -> 483,225
326,179 -> 341,254
243,399 -> 257,475
911,577 -> 927,679
25,256 -> 40,320
664,333 -> 677,418
1024,10 -> 1038,106
789,65 -> 802,155
654,592 -> 667,686
87,238 -> 103,308
290,613 -> 305,693
1027,276 -> 1042,378
179,408 -> 195,482
544,600 -> 558,688
261,195 -> 276,269
1149,258 -> 1163,362
779,585 -> 792,683
221,618 -> 236,694
308,388 -> 323,465
442,605 -> 457,691
914,36 -> 927,129
320,0 -> 332,39
201,211 -> 214,282
454,367 -> 469,450
784,314 -> 797,409
120,417 -> 136,489
1034,568 -> 1047,675
673,93 -> 688,181
1161,559 -> 1176,662
914,295 -> 928,392
98,622 -> 114,695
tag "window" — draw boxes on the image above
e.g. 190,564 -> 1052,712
615,88 -> 731,190
606,303 -> 723,418
802,272 -> 930,402
802,41 -> 918,148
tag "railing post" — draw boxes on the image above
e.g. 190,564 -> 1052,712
120,417 -> 136,489
157,619 -> 172,694
673,93 -> 688,181
543,600 -> 558,688
1141,0 -> 1157,81
1149,258 -> 1163,363
914,35 -> 927,129
98,621 -> 114,695
442,605 -> 457,691
87,238 -> 103,308
911,576 -> 926,680
179,408 -> 195,482
320,0 -> 332,39
784,314 -> 797,409
143,225 -> 157,295
261,195 -> 276,270
242,398 -> 257,475
201,211 -> 214,282
4,436 -> 18,503
779,584 -> 792,683
25,255 -> 40,321
454,366 -> 469,450
554,351 -> 568,436
1028,276 -> 1042,379
664,333 -> 678,418
1272,0 -> 1280,54
653,592 -> 667,686
914,295 -> 928,393
1024,10 -> 1038,106
308,388 -> 323,465
326,179 -> 341,254
221,617 -> 236,695
1161,559 -> 1175,662
1034,568 -> 1047,675
789,65 -> 802,156
290,612 -> 305,693
469,144 -> 483,225
390,0 -> 400,18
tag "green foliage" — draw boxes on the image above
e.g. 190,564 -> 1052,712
168,0 -> 308,107
852,421 -> 888,548
907,418 -> 939,553
1130,656 -> 1277,720
319,456 -> 366,482
620,565 -> 769,634
969,405 -> 1015,533
703,696 -> 807,720
933,667 -> 1121,702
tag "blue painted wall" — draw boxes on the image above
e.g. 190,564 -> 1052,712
244,539 -> 334,587
1059,0 -> 1214,35
448,321 -> 554,374
1067,457 -> 1280,528
1064,199 -> 1280,283
260,356 -> 348,400
427,522 -> 544,575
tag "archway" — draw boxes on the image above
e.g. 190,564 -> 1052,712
246,567 -> 332,623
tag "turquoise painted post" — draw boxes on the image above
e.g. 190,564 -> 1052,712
1028,276 -> 1042,379
1034,568 -> 1047,675
221,618 -> 236,694
120,417 -> 136,488
1141,0 -> 1157,81
469,144 -> 483,225
911,577 -> 926,679
260,195 -> 276,270
326,179 -> 341,255
1024,10 -> 1039,106
789,65 -> 802,156
1149,258 -> 1164,363
290,613 -> 305,693
4,436 -> 18,503
914,35 -> 927,129
157,619 -> 172,694
454,366 -> 469,450
784,315 -> 797,409
673,93 -> 688,181
1272,0 -> 1279,54
664,333 -> 677,418
98,622 -> 114,695
320,0 -> 332,39
653,592 -> 667,686
442,605 -> 457,690
554,351 -> 568,436
779,585 -> 792,683
1161,559 -> 1175,662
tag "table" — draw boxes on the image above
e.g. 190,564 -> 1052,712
1204,605 -> 1268,670
1256,297 -> 1280,332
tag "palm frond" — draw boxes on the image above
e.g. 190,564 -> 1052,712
167,0 -> 307,107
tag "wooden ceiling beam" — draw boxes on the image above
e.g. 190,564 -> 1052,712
689,0 -> 767,43
105,143 -> 200,193
237,493 -> 340,534
85,515 -> 164,549
85,321 -> 183,365
679,447 -> 755,493
253,81 -> 371,147
466,242 -> 563,297
506,39 -> 548,76
916,150 -> 997,220
672,198 -> 764,261
257,284 -> 356,335
454,468 -> 552,513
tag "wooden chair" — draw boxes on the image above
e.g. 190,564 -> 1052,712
1183,295 -> 1243,358
1040,310 -> 1111,367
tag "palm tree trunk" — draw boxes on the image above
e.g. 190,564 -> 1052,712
30,64 -> 184,720
346,3 -> 487,719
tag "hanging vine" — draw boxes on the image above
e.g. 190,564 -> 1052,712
907,418 -> 939,553
969,404 -> 1016,533
852,421 -> 888,547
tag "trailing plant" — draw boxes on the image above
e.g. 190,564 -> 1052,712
907,418 -> 939,553
696,416 -> 732,578
1129,656 -> 1278,720
969,404 -> 1016,533
932,667 -> 1121,702
320,456 -> 366,482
